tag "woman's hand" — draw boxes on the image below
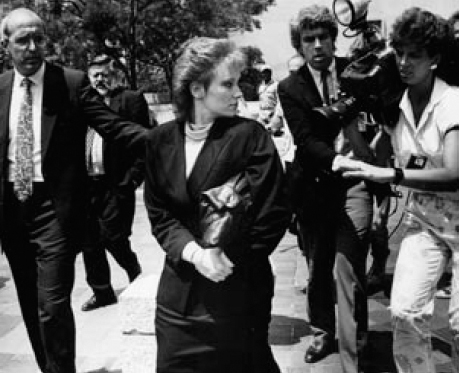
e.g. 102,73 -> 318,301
192,247 -> 234,283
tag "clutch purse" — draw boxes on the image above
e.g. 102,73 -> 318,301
199,173 -> 252,248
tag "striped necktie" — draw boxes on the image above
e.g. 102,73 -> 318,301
14,77 -> 34,201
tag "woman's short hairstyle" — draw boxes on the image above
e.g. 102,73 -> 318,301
173,37 -> 246,121
290,5 -> 338,53
390,7 -> 451,58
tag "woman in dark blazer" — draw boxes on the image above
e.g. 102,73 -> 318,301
144,37 -> 290,373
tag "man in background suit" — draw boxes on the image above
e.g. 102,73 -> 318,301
0,8 -> 147,373
81,55 -> 154,311
278,5 -> 374,373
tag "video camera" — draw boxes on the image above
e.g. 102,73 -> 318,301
314,0 -> 405,127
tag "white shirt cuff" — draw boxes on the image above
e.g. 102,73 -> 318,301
182,241 -> 202,263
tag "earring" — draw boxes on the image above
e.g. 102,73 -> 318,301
430,64 -> 438,70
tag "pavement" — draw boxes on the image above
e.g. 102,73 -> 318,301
0,188 -> 454,373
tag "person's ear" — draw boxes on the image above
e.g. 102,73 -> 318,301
190,82 -> 205,99
430,55 -> 441,70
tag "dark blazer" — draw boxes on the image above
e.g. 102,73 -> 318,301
103,87 -> 152,189
144,116 -> 290,317
277,58 -> 350,211
0,63 -> 147,241
278,57 -> 350,174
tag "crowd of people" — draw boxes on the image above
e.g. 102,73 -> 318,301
0,3 -> 458,373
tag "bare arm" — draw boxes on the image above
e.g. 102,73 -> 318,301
339,128 -> 459,192
400,128 -> 459,190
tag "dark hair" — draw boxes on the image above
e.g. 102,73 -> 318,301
390,7 -> 457,84
88,54 -> 112,69
290,5 -> 338,54
390,8 -> 451,58
173,37 -> 246,121
449,10 -> 459,24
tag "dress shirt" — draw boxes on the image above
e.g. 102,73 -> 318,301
307,59 -> 347,153
387,77 -> 459,243
387,77 -> 459,201
87,130 -> 105,176
87,96 -> 111,176
307,59 -> 339,105
8,64 -> 45,182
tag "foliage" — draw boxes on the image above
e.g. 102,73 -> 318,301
14,0 -> 274,95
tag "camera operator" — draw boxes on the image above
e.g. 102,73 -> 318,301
278,5 -> 376,372
338,8 -> 459,372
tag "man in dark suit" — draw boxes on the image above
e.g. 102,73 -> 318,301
80,55 -> 154,311
0,8 -> 147,373
278,5 -> 374,373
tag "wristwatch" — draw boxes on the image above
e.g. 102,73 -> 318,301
392,167 -> 404,185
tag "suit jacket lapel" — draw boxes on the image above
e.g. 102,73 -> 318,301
187,117 -> 234,198
158,121 -> 189,203
41,63 -> 64,162
297,57 -> 350,108
297,65 -> 323,107
159,118 -> 236,202
109,93 -> 121,113
0,71 -> 13,155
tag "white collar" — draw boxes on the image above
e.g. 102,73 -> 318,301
399,77 -> 450,128
308,59 -> 336,81
13,62 -> 45,88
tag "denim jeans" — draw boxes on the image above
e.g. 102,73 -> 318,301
390,192 -> 459,373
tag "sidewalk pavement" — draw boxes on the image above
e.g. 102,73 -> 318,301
0,189 -> 453,373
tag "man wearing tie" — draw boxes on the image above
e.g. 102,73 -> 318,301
0,8 -> 147,373
80,55 -> 153,311
278,5 -> 374,373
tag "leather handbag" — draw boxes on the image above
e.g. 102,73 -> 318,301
199,172 -> 252,248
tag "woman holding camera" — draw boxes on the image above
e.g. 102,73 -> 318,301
338,8 -> 459,372
144,37 -> 290,373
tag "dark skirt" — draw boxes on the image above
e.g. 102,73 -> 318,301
155,305 -> 251,373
